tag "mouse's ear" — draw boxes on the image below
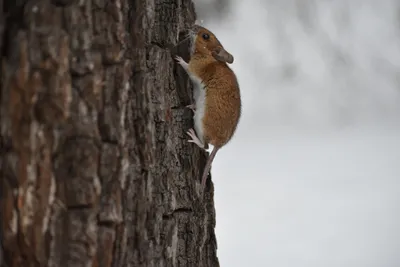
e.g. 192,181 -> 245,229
212,46 -> 234,64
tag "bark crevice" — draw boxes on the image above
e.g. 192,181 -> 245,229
1,1 -> 219,267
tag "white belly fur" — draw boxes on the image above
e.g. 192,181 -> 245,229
189,74 -> 206,143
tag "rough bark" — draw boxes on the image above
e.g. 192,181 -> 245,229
0,1 -> 219,267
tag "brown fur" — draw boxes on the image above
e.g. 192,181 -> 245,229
176,25 -> 242,197
188,26 -> 241,148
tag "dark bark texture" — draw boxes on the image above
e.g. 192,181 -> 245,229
0,1 -> 219,267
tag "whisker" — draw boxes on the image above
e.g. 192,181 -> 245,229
173,34 -> 191,48
172,22 -> 200,48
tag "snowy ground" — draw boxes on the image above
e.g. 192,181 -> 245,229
194,0 -> 400,266
214,127 -> 400,267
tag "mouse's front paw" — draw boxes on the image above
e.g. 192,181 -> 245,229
175,56 -> 187,65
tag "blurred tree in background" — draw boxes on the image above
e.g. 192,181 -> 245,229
195,0 -> 230,20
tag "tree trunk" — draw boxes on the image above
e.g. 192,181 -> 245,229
0,1 -> 219,267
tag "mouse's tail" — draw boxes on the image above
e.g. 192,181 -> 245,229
201,146 -> 219,198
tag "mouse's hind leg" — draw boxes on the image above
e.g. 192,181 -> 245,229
186,128 -> 206,149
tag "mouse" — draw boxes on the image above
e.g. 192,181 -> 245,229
175,25 -> 241,198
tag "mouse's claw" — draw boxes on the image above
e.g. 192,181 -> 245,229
186,128 -> 204,149
186,103 -> 196,111
175,56 -> 189,70
175,56 -> 184,63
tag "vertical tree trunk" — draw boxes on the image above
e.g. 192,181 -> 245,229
0,1 -> 219,267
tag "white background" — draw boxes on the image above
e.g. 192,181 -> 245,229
194,0 -> 400,266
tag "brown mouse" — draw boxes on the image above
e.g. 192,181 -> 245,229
175,25 -> 241,198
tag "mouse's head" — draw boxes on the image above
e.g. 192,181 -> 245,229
190,25 -> 234,64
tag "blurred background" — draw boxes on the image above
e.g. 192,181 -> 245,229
193,0 -> 400,266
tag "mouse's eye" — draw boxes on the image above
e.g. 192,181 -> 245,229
202,33 -> 210,40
